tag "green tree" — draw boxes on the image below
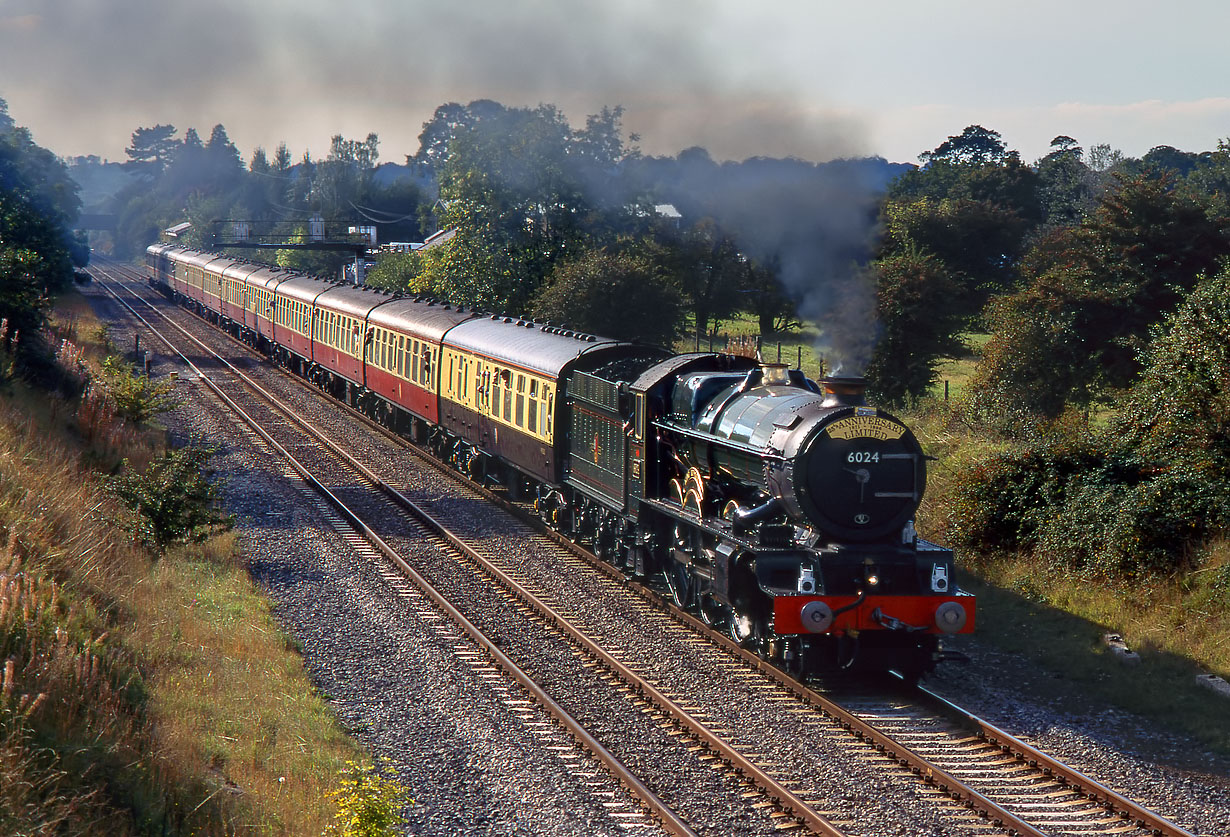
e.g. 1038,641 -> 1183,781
408,100 -> 506,176
124,124 -> 179,177
866,194 -> 1029,402
365,250 -> 425,293
1184,138 -> 1230,213
273,142 -> 294,174
530,245 -> 686,346
919,125 -> 1012,166
0,120 -> 84,344
665,220 -> 749,344
868,125 -> 1043,401
740,255 -> 798,336
971,174 -> 1230,415
865,247 -> 963,402
894,126 -> 1038,212
313,133 -> 380,213
950,264 -> 1230,576
1112,261 -> 1230,472
1035,135 -> 1093,227
425,104 -> 588,312
99,356 -> 184,425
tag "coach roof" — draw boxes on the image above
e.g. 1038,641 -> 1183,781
443,315 -> 632,378
366,297 -> 476,342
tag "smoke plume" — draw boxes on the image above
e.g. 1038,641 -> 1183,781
688,159 -> 887,375
0,1 -> 867,165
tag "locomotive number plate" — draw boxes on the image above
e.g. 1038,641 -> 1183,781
825,415 -> 906,440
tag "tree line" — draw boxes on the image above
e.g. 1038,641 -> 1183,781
0,97 -> 90,375
877,125 -> 1230,579
96,100 -> 904,352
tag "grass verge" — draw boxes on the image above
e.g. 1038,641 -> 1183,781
0,291 -> 371,834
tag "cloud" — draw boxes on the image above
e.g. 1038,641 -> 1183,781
0,14 -> 39,32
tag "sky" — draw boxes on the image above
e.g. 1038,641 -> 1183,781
2,0 -> 1229,168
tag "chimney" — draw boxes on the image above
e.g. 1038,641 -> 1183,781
820,376 -> 868,407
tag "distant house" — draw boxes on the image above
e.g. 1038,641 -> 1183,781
419,228 -> 457,250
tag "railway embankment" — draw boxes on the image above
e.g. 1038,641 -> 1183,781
0,292 -> 384,835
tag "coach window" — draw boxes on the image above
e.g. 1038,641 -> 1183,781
421,345 -> 432,386
501,371 -> 513,422
545,391 -> 554,437
528,380 -> 538,435
515,375 -> 526,427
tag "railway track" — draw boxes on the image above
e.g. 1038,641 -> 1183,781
89,262 -> 835,836
87,259 -> 1208,837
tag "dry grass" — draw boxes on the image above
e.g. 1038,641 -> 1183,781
128,535 -> 355,833
0,292 -> 366,833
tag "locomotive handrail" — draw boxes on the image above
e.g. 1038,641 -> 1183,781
653,419 -> 787,461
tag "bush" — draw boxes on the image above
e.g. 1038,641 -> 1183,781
946,439 -> 1103,554
326,760 -> 411,837
99,356 -> 183,426
107,445 -> 234,550
950,263 -> 1230,578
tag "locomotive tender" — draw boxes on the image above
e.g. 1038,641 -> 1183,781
147,243 -> 974,676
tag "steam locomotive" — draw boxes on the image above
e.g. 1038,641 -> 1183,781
146,243 -> 974,677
